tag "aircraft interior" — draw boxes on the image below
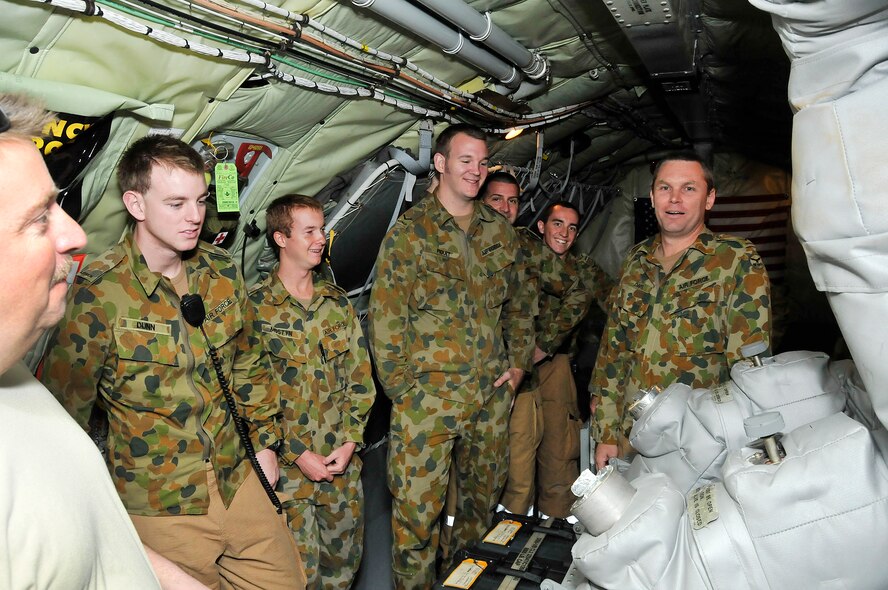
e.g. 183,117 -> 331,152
2,0 -> 887,587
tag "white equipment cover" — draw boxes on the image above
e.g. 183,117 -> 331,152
569,354 -> 888,589
747,0 -> 888,431
573,412 -> 888,589
626,351 -> 844,493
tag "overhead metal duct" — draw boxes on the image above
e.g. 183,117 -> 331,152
351,0 -> 522,89
599,0 -> 710,144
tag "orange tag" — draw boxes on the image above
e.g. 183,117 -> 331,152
482,519 -> 522,546
442,558 -> 487,588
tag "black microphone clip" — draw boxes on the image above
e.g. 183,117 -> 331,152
180,294 -> 206,328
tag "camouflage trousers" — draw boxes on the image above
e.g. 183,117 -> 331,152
281,457 -> 364,590
388,384 -> 511,590
442,382 -> 541,553
537,354 -> 582,517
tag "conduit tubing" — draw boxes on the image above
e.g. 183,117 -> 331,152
411,0 -> 548,80
351,0 -> 520,88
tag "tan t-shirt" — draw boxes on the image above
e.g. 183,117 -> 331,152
453,212 -> 473,234
168,264 -> 189,297
655,246 -> 687,274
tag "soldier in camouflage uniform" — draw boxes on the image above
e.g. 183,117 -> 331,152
591,154 -> 771,469
439,171 -> 533,559
481,170 -> 521,226
504,201 -> 613,519
369,125 -> 534,590
249,195 -> 375,589
42,136 -> 306,589
0,93 -> 169,589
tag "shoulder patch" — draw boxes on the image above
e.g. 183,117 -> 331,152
400,195 -> 432,223
197,240 -> 233,260
322,279 -> 348,297
628,241 -> 647,258
400,207 -> 418,222
749,252 -> 765,270
249,272 -> 275,297
517,226 -> 542,242
714,233 -> 747,248
77,249 -> 126,285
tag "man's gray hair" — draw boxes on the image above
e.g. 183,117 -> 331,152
0,93 -> 55,144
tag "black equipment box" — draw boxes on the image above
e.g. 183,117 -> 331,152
434,548 -> 567,589
475,512 -> 575,572
434,513 -> 576,589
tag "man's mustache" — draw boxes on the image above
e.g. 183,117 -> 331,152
53,256 -> 74,284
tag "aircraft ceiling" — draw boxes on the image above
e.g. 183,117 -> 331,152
0,0 -> 792,257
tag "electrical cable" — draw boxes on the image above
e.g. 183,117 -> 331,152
180,294 -> 283,514
30,0 -> 592,131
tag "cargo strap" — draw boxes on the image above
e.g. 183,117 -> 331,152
495,517 -> 555,590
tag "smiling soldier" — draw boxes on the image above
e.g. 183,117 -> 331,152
497,200 -> 613,520
369,124 -> 534,589
590,153 -> 771,469
42,135 -> 306,589
249,195 -> 375,589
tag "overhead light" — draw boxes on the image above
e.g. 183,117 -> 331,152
505,127 -> 524,140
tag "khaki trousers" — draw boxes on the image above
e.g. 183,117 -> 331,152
537,354 -> 582,517
499,387 -> 545,514
131,464 -> 306,590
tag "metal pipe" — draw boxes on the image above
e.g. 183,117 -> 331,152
411,0 -> 549,80
325,158 -> 400,233
351,0 -> 520,88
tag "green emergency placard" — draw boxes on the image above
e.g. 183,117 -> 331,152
215,162 -> 240,213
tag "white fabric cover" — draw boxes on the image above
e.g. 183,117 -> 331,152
574,408 -> 888,590
689,482 -> 768,590
572,473 -> 707,590
747,0 -> 888,431
573,356 -> 888,590
627,351 -> 844,493
721,412 -> 888,589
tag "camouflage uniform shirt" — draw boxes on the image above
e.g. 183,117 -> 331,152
515,228 -> 542,321
537,247 -> 593,357
591,228 -> 771,444
516,228 -> 589,390
576,253 -> 615,315
249,271 -> 375,499
42,231 -> 281,516
369,192 -> 534,402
